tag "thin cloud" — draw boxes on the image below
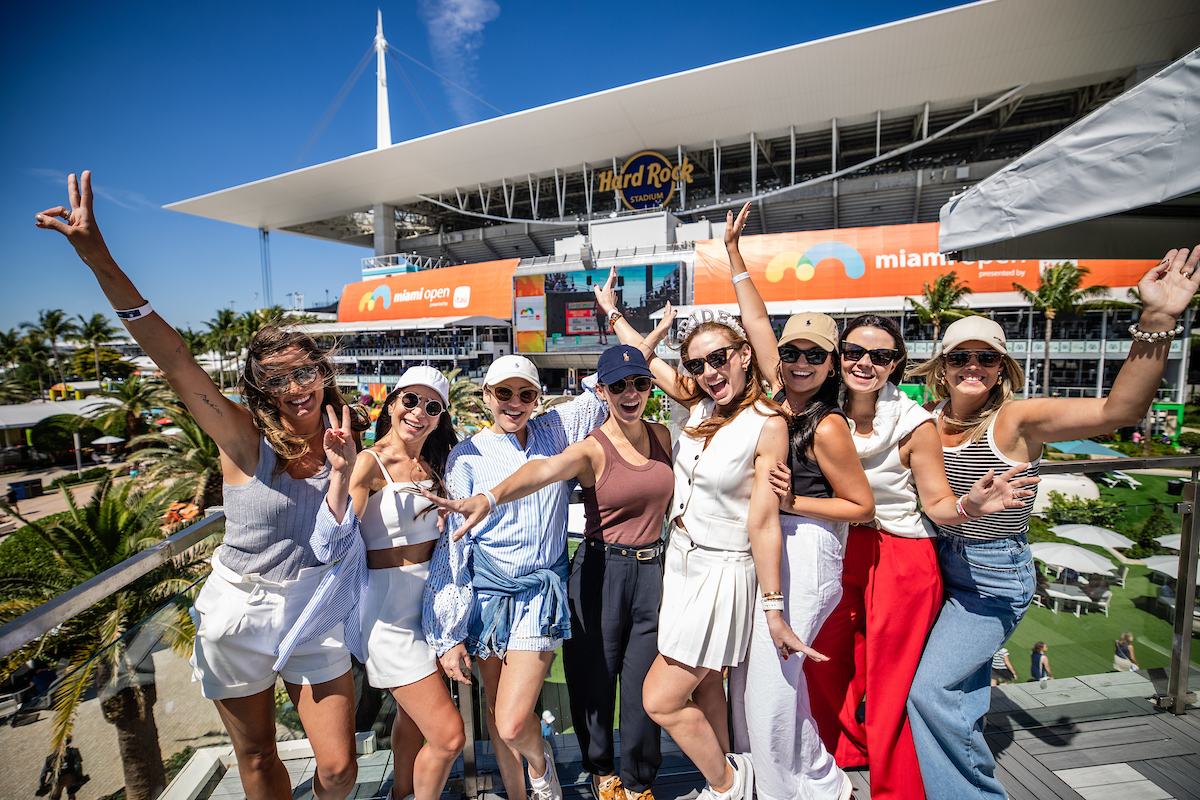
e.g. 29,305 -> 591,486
26,167 -> 157,211
418,0 -> 501,125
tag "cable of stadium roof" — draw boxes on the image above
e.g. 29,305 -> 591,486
416,84 -> 1027,227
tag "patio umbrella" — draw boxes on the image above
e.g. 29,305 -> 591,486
91,435 -> 126,445
161,427 -> 183,436
154,417 -> 173,425
1156,534 -> 1182,550
1030,542 -> 1116,576
1143,554 -> 1200,585
1049,524 -> 1136,549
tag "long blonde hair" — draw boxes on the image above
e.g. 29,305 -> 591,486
678,321 -> 781,440
907,351 -> 1025,442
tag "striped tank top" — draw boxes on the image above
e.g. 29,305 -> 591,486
934,402 -> 1039,541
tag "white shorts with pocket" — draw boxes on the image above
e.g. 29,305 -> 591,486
189,549 -> 351,700
363,562 -> 439,688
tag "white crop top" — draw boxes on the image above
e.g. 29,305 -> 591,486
358,450 -> 440,551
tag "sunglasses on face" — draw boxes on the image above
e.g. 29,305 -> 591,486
841,343 -> 901,367
682,345 -> 737,377
944,349 -> 1003,368
605,376 -> 653,394
490,385 -> 540,404
261,365 -> 323,395
399,393 -> 444,416
778,346 -> 830,365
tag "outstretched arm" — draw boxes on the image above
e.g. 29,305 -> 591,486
726,202 -> 782,394
35,171 -> 257,466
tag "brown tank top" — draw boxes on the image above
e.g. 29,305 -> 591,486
582,422 -> 674,547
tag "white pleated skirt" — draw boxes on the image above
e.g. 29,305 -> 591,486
658,528 -> 756,671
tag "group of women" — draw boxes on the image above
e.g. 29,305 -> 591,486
37,173 -> 1200,800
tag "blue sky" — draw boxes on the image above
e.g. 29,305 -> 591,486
0,0 -> 968,335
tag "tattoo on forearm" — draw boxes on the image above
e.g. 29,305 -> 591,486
194,392 -> 224,417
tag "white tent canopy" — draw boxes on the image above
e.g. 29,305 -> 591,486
939,46 -> 1200,260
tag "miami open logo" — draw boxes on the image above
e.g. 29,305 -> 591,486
359,285 -> 391,312
765,242 -> 866,283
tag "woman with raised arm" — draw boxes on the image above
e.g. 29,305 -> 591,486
594,272 -> 819,800
425,344 -> 673,800
721,205 -> 872,800
422,355 -> 608,800
722,201 -> 1035,800
36,172 -> 367,800
292,366 -> 465,800
905,246 -> 1199,800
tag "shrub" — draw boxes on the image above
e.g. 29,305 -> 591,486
1128,504 -> 1175,558
47,466 -> 111,489
1041,490 -> 1124,529
1177,431 -> 1200,453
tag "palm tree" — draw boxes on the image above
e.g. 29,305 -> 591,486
446,368 -> 486,435
17,335 -> 53,400
174,327 -> 207,358
0,372 -> 31,404
22,309 -> 80,388
0,476 -> 213,800
0,328 -> 21,377
905,271 -> 977,343
1013,262 -> 1110,398
205,309 -> 238,391
131,412 -> 224,509
87,377 -> 175,443
70,314 -> 121,387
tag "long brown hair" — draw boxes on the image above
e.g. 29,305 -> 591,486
237,324 -> 369,474
678,321 -> 781,440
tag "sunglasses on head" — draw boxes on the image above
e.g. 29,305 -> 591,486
605,376 -> 653,394
682,345 -> 737,376
841,343 -> 902,367
490,385 -> 540,404
778,345 -> 830,365
261,365 -> 323,395
399,392 -> 444,416
944,349 -> 1003,367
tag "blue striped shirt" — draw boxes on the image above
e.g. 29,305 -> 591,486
423,376 -> 605,655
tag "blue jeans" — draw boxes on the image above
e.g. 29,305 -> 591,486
907,534 -> 1035,800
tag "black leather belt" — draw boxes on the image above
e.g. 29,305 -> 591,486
584,538 -> 665,561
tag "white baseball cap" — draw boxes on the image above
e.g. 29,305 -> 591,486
396,366 -> 450,405
940,316 -> 1008,355
483,355 -> 540,388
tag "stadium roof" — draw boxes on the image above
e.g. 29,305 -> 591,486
167,0 -> 1200,244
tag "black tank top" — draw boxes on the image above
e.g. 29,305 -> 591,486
774,390 -> 846,505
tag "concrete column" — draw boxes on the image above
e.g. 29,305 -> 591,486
374,203 -> 397,257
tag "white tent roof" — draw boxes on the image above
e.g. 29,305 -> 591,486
166,0 -> 1200,232
939,45 -> 1200,259
0,398 -> 118,431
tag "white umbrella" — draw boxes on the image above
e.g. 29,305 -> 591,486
1030,542 -> 1116,575
1156,534 -> 1182,550
1050,524 -> 1136,549
161,427 -> 183,436
91,435 -> 126,445
1143,554 -> 1200,585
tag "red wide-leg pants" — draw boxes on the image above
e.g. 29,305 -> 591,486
803,525 -> 942,799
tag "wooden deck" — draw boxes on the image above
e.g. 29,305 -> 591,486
201,667 -> 1200,800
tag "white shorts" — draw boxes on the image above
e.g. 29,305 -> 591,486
189,550 -> 351,700
658,529 -> 756,671
363,563 -> 439,689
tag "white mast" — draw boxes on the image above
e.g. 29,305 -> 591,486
375,9 -> 391,149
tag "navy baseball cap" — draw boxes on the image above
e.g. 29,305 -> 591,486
596,345 -> 652,385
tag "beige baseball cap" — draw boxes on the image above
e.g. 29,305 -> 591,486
779,313 -> 839,351
941,316 -> 1007,354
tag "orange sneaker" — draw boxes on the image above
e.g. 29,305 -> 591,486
592,775 -> 623,800
625,788 -> 656,800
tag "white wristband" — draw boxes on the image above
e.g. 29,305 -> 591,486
732,272 -> 751,286
115,301 -> 154,321
480,489 -> 497,514
762,596 -> 785,612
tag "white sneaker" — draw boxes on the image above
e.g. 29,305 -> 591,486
529,739 -> 563,800
724,753 -> 753,800
838,769 -> 854,800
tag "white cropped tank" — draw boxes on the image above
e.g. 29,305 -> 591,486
358,450 -> 440,551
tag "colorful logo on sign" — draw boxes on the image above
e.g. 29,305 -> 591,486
765,242 -> 866,283
597,151 -> 695,211
359,285 -> 391,311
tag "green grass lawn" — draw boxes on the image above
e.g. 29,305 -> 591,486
1006,563 -> 1197,680
1093,472 -> 1183,530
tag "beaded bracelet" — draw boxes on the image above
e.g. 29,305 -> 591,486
1128,323 -> 1184,343
956,496 -> 980,521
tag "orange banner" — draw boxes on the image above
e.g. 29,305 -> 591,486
338,259 -> 519,322
693,223 -> 1155,305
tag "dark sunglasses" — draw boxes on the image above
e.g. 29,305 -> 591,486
682,345 -> 737,376
841,343 -> 902,366
261,365 -> 323,395
944,349 -> 1003,367
490,385 -> 540,404
778,346 -> 830,365
399,393 -> 444,416
605,376 -> 653,394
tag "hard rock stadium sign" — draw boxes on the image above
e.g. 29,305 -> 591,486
596,150 -> 695,211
